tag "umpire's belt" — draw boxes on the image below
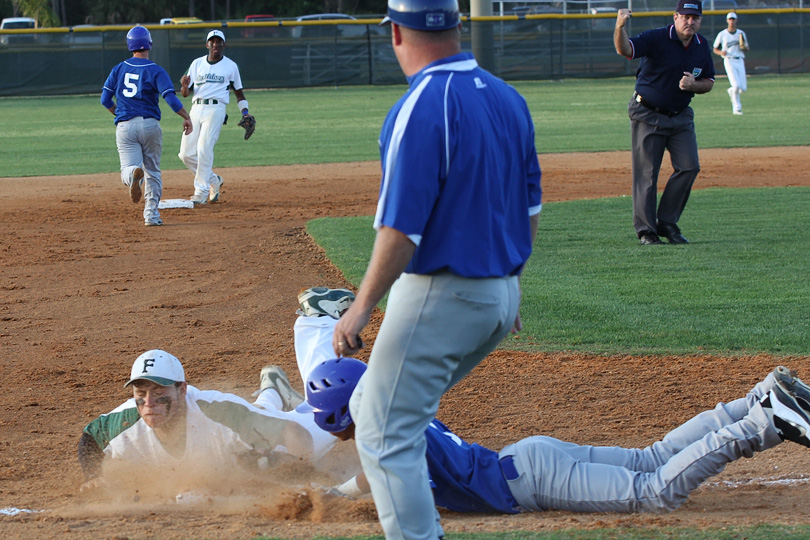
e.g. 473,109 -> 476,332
633,92 -> 681,117
194,98 -> 219,105
499,455 -> 520,481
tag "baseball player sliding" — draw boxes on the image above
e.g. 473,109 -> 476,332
178,30 -> 255,206
713,12 -> 749,115
100,26 -> 192,227
303,344 -> 810,516
76,287 -> 357,495
77,349 -> 336,494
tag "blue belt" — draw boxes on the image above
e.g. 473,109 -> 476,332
194,98 -> 219,105
499,455 -> 520,481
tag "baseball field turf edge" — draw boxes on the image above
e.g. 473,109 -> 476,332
307,187 -> 810,357
0,73 -> 808,178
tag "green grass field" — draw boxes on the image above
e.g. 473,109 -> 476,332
3,76 -> 809,540
0,73 -> 808,177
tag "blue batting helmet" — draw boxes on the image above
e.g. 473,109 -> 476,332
381,0 -> 460,31
127,25 -> 152,51
298,357 -> 367,433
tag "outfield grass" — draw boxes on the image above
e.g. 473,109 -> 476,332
0,73 -> 808,177
308,187 -> 810,356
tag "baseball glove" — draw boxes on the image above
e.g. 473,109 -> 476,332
238,114 -> 256,140
738,32 -> 746,49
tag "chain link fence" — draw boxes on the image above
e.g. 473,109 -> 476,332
0,11 -> 807,96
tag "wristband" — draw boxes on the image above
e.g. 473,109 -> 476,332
237,100 -> 249,115
334,476 -> 364,498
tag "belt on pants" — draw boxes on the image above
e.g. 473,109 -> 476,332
633,92 -> 681,117
727,56 -> 743,59
194,98 -> 219,105
499,455 -> 520,481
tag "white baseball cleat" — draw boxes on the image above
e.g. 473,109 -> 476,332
254,365 -> 304,411
296,287 -> 355,319
190,193 -> 207,205
209,174 -> 224,203
130,168 -> 144,203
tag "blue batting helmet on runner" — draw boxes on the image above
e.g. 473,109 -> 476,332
381,0 -> 460,31
126,25 -> 152,51
298,357 -> 367,433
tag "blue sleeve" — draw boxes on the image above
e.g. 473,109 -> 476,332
377,88 -> 444,239
100,88 -> 114,109
629,27 -> 660,59
155,67 -> 183,113
163,92 -> 183,113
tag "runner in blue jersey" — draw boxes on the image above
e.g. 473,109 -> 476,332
331,1 -> 541,537
302,356 -> 810,518
614,0 -> 714,246
101,26 -> 192,227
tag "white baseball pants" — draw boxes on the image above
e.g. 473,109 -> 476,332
178,102 -> 226,198
724,57 -> 747,113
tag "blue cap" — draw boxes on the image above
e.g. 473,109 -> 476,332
380,0 -> 460,31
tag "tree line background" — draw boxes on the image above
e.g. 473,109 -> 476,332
0,0 -> 478,27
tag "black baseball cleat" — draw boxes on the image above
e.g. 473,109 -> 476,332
764,369 -> 810,448
657,222 -> 688,244
638,231 -> 663,245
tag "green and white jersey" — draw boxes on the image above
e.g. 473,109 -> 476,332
83,385 -> 293,468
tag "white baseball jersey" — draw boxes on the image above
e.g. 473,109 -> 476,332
713,28 -> 748,59
84,386 -> 322,468
186,55 -> 243,103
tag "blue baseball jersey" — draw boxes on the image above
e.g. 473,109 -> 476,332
102,58 -> 178,124
426,419 -> 519,514
375,53 -> 542,278
629,25 -> 715,112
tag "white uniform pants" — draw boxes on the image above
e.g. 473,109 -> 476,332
115,116 -> 162,223
501,373 -> 782,513
178,102 -> 226,197
724,57 -> 747,113
350,272 -> 520,540
252,315 -> 340,461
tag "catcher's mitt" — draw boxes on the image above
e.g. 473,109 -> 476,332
238,114 -> 256,140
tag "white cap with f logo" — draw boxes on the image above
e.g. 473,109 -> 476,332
125,350 -> 186,388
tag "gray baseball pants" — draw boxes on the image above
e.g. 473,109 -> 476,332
350,272 -> 520,540
116,116 -> 163,223
500,373 -> 782,513
629,100 -> 700,236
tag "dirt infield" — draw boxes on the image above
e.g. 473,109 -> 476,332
1,147 -> 809,539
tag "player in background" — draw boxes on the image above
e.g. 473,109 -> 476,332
713,12 -> 749,115
101,25 -> 192,227
179,30 -> 251,205
303,350 -> 810,516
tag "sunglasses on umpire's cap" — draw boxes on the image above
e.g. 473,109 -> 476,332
675,0 -> 702,15
125,350 -> 185,388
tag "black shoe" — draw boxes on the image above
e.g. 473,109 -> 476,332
657,222 -> 688,244
638,231 -> 663,245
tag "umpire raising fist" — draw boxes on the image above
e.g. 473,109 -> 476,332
614,1 -> 715,245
